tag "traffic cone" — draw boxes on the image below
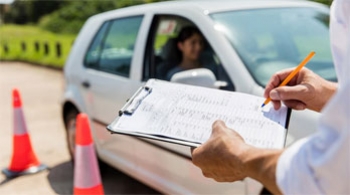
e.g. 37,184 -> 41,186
74,113 -> 104,195
2,89 -> 47,178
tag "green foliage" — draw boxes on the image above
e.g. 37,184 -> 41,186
3,0 -> 64,24
3,0 -> 165,33
39,0 -> 164,34
39,1 -> 117,34
37,0 -> 330,34
0,25 -> 76,68
1,0 -> 331,69
0,1 -> 165,68
311,0 -> 333,6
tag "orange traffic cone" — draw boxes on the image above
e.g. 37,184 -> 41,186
74,113 -> 104,195
2,89 -> 47,178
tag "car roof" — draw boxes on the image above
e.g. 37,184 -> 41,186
158,0 -> 327,13
113,0 -> 326,14
90,0 -> 328,22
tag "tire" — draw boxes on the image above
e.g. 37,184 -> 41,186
64,108 -> 79,161
63,108 -> 108,169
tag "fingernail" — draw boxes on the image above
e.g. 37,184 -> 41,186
270,90 -> 280,100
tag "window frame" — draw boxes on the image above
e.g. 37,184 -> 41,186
83,21 -> 110,69
142,14 -> 235,91
143,14 -> 191,81
83,15 -> 144,78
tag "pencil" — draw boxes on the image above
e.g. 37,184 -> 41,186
261,51 -> 316,108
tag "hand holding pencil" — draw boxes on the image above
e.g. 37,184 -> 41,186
262,51 -> 316,107
262,51 -> 336,112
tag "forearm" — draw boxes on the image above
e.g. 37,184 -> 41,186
240,147 -> 284,195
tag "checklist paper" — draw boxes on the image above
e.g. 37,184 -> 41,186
108,79 -> 290,149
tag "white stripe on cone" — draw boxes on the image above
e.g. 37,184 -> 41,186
13,108 -> 28,136
74,143 -> 102,188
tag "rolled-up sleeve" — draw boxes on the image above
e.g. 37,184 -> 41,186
276,121 -> 350,194
276,76 -> 350,194
276,1 -> 350,193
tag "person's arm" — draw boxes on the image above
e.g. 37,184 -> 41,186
264,68 -> 337,112
191,68 -> 338,194
191,121 -> 283,194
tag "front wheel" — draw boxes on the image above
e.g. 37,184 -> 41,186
63,109 -> 107,168
64,109 -> 79,160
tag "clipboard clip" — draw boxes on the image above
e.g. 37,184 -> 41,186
119,86 -> 152,116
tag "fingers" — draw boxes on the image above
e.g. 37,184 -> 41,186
270,85 -> 308,110
191,120 -> 249,183
265,68 -> 312,111
190,147 -> 195,154
271,100 -> 281,110
201,169 -> 244,182
271,96 -> 306,110
270,85 -> 309,101
212,120 -> 226,135
264,68 -> 307,99
192,120 -> 227,160
282,100 -> 306,110
264,68 -> 295,98
191,146 -> 203,167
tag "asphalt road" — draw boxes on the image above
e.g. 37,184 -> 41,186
0,62 -> 159,194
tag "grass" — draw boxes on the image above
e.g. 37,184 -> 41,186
0,25 -> 76,69
0,25 -> 173,68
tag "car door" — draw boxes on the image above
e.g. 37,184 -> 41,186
143,14 -> 235,159
82,15 -> 144,151
138,14 -> 246,194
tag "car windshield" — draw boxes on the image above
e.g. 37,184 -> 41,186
211,7 -> 337,86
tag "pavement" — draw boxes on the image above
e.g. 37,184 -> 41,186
0,61 -> 159,195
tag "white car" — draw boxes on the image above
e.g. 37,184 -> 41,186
62,0 -> 336,194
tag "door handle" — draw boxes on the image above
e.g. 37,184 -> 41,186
82,81 -> 90,88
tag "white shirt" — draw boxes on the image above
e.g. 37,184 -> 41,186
276,0 -> 350,194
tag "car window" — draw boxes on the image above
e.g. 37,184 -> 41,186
144,15 -> 235,91
211,8 -> 336,86
84,22 -> 109,69
84,16 -> 143,77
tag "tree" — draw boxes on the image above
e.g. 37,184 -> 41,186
312,0 -> 333,6
3,0 -> 64,24
39,0 -> 166,34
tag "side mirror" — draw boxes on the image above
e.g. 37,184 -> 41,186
170,68 -> 227,88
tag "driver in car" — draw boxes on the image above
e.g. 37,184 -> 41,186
166,26 -> 205,80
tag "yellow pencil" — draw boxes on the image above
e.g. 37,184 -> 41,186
261,51 -> 316,108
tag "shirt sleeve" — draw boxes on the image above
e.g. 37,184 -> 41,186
276,77 -> 350,194
276,1 -> 350,194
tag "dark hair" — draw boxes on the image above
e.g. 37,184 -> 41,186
176,26 -> 203,43
173,26 -> 203,64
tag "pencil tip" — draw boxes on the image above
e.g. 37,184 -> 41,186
261,103 -> 265,108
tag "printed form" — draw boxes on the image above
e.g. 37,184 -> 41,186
109,79 -> 289,149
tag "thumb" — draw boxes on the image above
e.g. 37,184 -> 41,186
270,85 -> 308,101
212,120 -> 227,136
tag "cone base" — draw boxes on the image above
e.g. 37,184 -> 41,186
74,184 -> 104,195
2,164 -> 48,178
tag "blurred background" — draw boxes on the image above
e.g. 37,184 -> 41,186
0,0 -> 331,69
0,0 -> 164,68
0,0 -> 334,194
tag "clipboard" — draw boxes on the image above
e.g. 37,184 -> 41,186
108,83 -> 203,147
107,79 -> 292,148
118,86 -> 152,116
